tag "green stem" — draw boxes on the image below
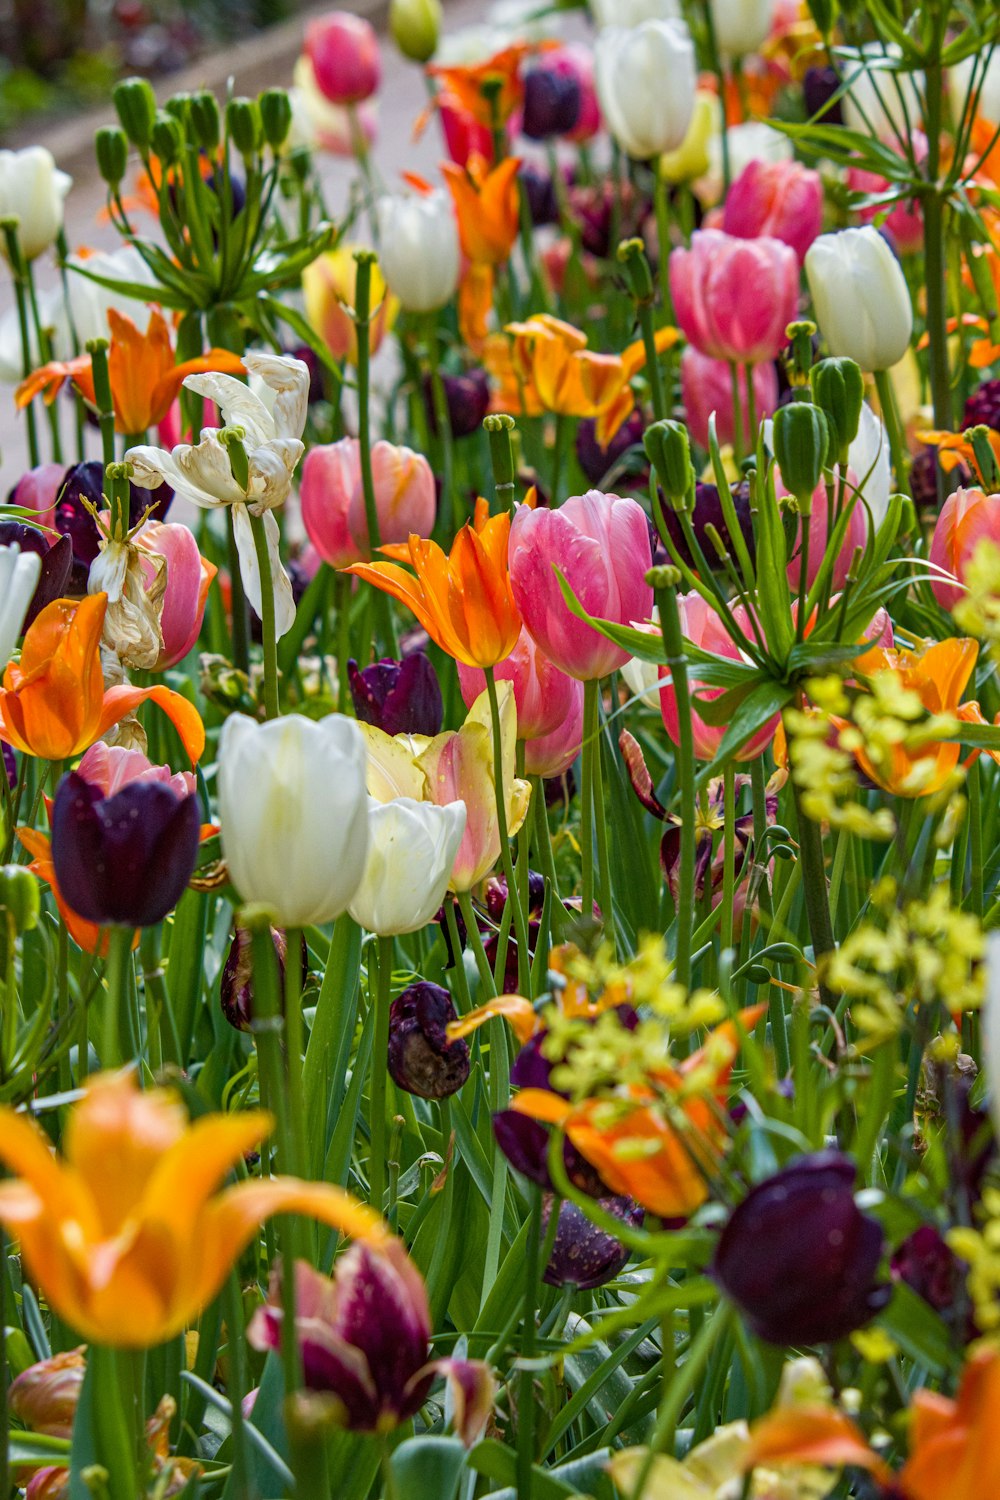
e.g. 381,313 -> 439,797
227,508 -> 251,675
248,511 -> 280,720
517,1185 -> 543,1499
638,301 -> 667,423
25,258 -> 61,462
629,1303 -> 733,1500
590,689 -> 615,949
425,314 -> 457,533
1,221 -> 39,467
657,584 -> 696,987
873,368 -> 910,496
483,667 -> 532,996
701,2 -> 731,193
88,1346 -> 139,1500
922,41 -> 952,433
284,929 -> 308,1181
580,679 -> 597,922
102,925 -> 134,1069
652,158 -> 675,325
369,935 -> 393,1213
729,362 -> 745,466
223,1273 -> 251,1500
550,412 -> 567,506
721,762 -> 736,955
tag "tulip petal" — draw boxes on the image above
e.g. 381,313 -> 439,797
745,1407 -> 888,1478
446,994 -> 539,1045
96,684 -> 205,766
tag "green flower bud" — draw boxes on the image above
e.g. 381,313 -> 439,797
150,112 -> 184,167
95,127 -> 128,188
0,866 -> 40,937
617,237 -> 655,308
810,357 -> 864,460
785,318 -> 817,387
773,402 -> 829,515
389,0 -> 442,62
644,420 -> 694,511
259,89 -> 293,150
227,97 -> 262,160
113,76 -> 157,152
806,0 -> 838,35
189,90 -> 221,152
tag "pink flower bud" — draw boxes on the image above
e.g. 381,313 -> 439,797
659,593 -> 778,761
670,228 -> 799,365
722,158 -> 823,264
775,466 -> 868,593
458,628 -> 586,776
300,437 -> 436,568
305,11 -> 381,105
929,486 -> 1000,611
680,345 -> 779,451
135,518 -> 216,670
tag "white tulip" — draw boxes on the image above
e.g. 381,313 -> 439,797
218,713 -> 370,928
0,147 -> 71,262
595,21 -> 696,161
590,0 -> 680,28
805,227 -> 913,373
849,403 -> 892,531
0,545 -> 41,670
376,191 -> 460,314
349,797 -> 466,935
66,246 -> 159,344
708,0 -> 775,58
841,44 -> 923,140
126,352 -> 310,638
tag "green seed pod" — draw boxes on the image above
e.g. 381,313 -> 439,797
227,97 -> 263,160
616,237 -> 655,308
150,112 -> 184,168
811,357 -> 864,462
95,127 -> 128,189
644,420 -> 695,511
0,865 -> 40,937
259,89 -> 293,151
113,76 -> 157,152
189,90 -> 221,152
773,402 -> 829,514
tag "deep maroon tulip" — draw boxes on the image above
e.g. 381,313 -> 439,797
522,65 -> 581,139
542,1195 -> 643,1289
51,769 -> 200,927
220,925 -> 307,1033
0,521 -> 72,628
2,744 -> 14,791
964,379 -> 1000,432
387,981 -> 470,1100
424,368 -> 491,439
348,652 -> 443,736
659,480 -> 755,572
712,1152 -> 890,1346
575,409 -> 647,488
803,66 -> 844,124
483,871 -> 545,993
520,163 -> 558,226
56,461 -> 171,592
891,1225 -> 959,1315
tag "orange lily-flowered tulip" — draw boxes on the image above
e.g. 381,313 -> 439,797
920,424 -> 1000,477
846,636 -> 979,798
506,315 -> 629,418
345,498 -> 521,668
508,1009 -> 764,1218
0,1071 -> 388,1347
442,154 -> 521,267
15,309 -> 245,436
428,43 -> 535,127
0,594 -> 205,763
743,1405 -> 890,1485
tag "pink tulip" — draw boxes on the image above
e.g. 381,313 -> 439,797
509,491 -> 654,681
135,519 -> 217,670
680,346 -> 779,451
659,593 -> 777,762
670,229 -> 799,365
929,487 -> 1000,610
457,628 -> 573,741
10,462 -> 66,529
76,741 -> 196,800
524,686 -> 584,777
300,437 -> 436,569
305,11 -> 381,105
548,44 -> 601,143
776,467 -> 868,594
722,159 -> 823,264
847,132 -> 926,257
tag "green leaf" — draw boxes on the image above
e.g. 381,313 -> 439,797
880,1282 -> 959,1376
389,1436 -> 467,1499
711,680 -> 794,765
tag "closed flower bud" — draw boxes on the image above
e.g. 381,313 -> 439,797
542,1195 -> 643,1290
0,540 -> 42,669
150,113 -> 184,167
113,76 -> 157,151
595,20 -> 696,161
9,1348 -> 86,1438
348,797 -> 466,936
389,0 -> 442,63
375,189 -> 460,313
227,97 -> 262,158
259,89 -> 293,150
190,90 -> 221,151
0,147 -> 71,263
709,0 -> 775,57
891,1225 -> 959,1315
348,652 -> 443,737
387,981 -> 470,1099
644,420 -> 695,510
95,127 -> 128,188
220,924 -> 306,1032
672,229 -> 799,365
0,864 -> 40,936
805,226 -> 913,372
522,65 -> 581,140
658,480 -> 755,572
772,402 -> 829,510
617,237 -> 655,307
424,367 -> 491,440
811,356 -> 865,461
712,1151 -> 891,1345
305,11 -> 381,106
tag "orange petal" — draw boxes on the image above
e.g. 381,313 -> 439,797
95,685 -> 205,766
745,1406 -> 889,1479
446,994 -> 538,1045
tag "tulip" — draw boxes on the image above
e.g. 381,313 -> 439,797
805,226 -> 913,372
548,45 -> 600,143
481,871 -> 546,990
680,346 -> 779,452
305,11 -> 381,104
929,487 -> 1000,611
346,499 -> 521,669
671,230 -> 799,365
576,409 -> 647,488
301,437 -> 436,568
302,245 -> 397,364
521,63 -> 581,139
776,466 -> 868,593
389,0 -> 441,62
220,924 -> 305,1033
659,592 -> 778,761
712,1151 -> 891,1345
721,158 -> 823,264
9,1349 -> 85,1438
348,652 -> 443,736
51,750 -> 201,928
591,0 -> 680,24
594,21 -> 696,161
290,56 -> 379,156
424,366 -> 491,439
438,95 -> 495,166
441,154 -> 521,267
709,0 -> 775,57
0,147 -> 71,261
428,43 -> 529,130
387,980 -> 470,1099
7,461 -> 65,527
54,459 -> 162,593
542,1195 -> 642,1290
509,490 -> 654,680
457,626 -> 577,743
505,314 -> 633,427
0,1070 -> 387,1346
133,518 -> 217,669
891,1225 -> 960,1315
0,594 -> 204,764
348,796 -> 466,935
659,88 -> 719,185
0,543 -> 41,671
376,188 -> 460,312
493,1031 -> 612,1199
248,1246 -> 493,1442
0,521 -> 72,632
218,712 -> 369,928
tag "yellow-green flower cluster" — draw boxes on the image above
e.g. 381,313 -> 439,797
782,677 -> 896,840
954,538 -> 1000,661
950,1186 -> 1000,1339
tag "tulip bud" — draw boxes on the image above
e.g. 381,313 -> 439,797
150,112 -> 184,167
805,227 -> 913,373
389,0 -> 442,63
424,367 -> 491,440
0,864 -> 40,936
113,76 -> 157,152
259,89 -> 293,150
220,924 -> 306,1032
95,127 -> 128,188
387,981 -> 470,1099
772,403 -> 829,514
227,97 -> 262,159
811,357 -> 864,463
644,420 -> 694,511
785,318 -> 817,386
348,653 -> 443,737
522,65 -> 582,141
189,90 -> 221,150
617,237 -> 655,308
542,1195 -> 643,1290
9,1348 -> 86,1438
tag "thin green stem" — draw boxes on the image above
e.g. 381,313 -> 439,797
517,1185 -> 543,1499
657,585 -> 696,987
484,667 -> 532,996
638,301 -> 668,423
721,762 -> 736,955
1,221 -> 39,467
248,511 -> 280,720
652,158 -> 675,325
873,368 -> 910,496
369,935 -> 394,1214
581,679 -> 598,922
102,924 -> 134,1070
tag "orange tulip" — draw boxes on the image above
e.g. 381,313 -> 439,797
0,594 -> 205,763
506,315 -> 629,418
428,43 -> 534,128
743,1405 -> 890,1485
0,1070 -> 388,1347
345,498 -> 521,668
442,154 -> 521,267
15,309 -> 244,435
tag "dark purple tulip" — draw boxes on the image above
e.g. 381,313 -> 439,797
0,522 -> 73,629
576,409 -> 647,488
964,378 -> 1000,432
712,1152 -> 890,1346
483,872 -> 545,993
659,480 -> 755,572
891,1225 -> 959,1315
348,652 -> 443,736
2,744 -> 15,791
387,981 -> 470,1100
220,925 -> 307,1033
522,65 -> 581,139
51,771 -> 200,927
424,368 -> 491,439
288,343 -> 326,406
519,163 -> 559,226
803,65 -> 844,125
542,1194 -> 643,1289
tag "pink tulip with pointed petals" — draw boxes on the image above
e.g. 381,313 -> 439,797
670,229 -> 799,364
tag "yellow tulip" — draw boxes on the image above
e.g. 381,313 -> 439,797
659,89 -> 719,186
